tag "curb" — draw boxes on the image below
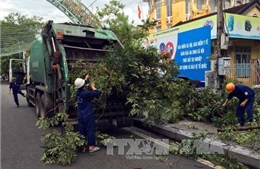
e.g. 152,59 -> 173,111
133,118 -> 260,169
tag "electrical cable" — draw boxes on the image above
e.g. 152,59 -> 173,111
88,0 -> 97,8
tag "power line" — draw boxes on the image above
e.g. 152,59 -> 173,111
88,0 -> 98,8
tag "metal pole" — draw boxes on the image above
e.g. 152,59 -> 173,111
216,0 -> 224,90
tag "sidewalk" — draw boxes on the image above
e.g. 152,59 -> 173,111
133,118 -> 260,169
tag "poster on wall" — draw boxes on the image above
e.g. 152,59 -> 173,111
174,26 -> 211,81
144,26 -> 211,81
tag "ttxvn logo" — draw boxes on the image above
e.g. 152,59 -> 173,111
105,139 -> 169,159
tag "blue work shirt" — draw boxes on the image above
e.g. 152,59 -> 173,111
227,84 -> 255,101
76,88 -> 100,115
9,82 -> 21,94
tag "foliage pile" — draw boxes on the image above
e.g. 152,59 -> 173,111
217,108 -> 260,152
218,124 -> 260,152
69,45 -> 179,124
36,113 -> 85,165
169,134 -> 250,169
167,78 -> 260,151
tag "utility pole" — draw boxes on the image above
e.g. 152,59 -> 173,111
216,0 -> 224,90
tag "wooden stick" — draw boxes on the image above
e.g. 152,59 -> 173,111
217,125 -> 260,132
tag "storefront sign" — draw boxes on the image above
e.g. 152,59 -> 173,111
225,13 -> 260,40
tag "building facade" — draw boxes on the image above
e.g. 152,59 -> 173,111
144,0 -> 258,33
144,0 -> 260,86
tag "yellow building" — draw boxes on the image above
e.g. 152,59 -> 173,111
144,0 -> 258,34
144,0 -> 260,86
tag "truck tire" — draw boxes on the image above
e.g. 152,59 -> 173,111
26,93 -> 34,107
35,93 -> 41,118
40,95 -> 46,119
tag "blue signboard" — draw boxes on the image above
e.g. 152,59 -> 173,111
174,26 -> 211,81
144,26 -> 211,82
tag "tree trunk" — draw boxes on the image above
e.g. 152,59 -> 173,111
217,125 -> 260,132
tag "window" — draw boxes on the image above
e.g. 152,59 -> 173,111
235,0 -> 242,6
209,0 -> 217,12
235,46 -> 251,78
166,0 -> 172,17
252,14 -> 258,17
156,0 -> 161,19
225,0 -> 231,9
197,0 -> 203,10
148,0 -> 154,11
186,0 -> 191,18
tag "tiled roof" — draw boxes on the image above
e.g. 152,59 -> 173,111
224,0 -> 260,13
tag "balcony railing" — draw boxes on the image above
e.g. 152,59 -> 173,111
226,62 -> 260,86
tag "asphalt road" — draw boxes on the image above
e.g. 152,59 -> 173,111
1,83 -> 213,169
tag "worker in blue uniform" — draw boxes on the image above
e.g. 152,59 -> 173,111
9,77 -> 25,107
74,74 -> 100,153
222,83 -> 255,126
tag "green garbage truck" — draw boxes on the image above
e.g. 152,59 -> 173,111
24,20 -> 131,127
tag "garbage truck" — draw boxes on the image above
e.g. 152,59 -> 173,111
23,20 -> 132,127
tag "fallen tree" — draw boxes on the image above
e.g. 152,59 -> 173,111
217,125 -> 260,132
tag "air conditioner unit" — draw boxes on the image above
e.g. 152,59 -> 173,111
205,71 -> 217,88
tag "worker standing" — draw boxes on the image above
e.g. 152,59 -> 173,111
9,77 -> 25,107
222,83 -> 255,126
74,74 -> 100,153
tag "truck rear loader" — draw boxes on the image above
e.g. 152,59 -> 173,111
24,20 -> 132,127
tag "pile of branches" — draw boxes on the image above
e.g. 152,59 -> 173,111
69,41 -> 260,127
69,44 -> 180,124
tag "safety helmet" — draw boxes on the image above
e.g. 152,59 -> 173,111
74,78 -> 85,89
226,83 -> 235,93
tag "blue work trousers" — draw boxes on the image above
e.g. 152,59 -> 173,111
77,112 -> 95,146
237,98 -> 254,125
13,91 -> 24,106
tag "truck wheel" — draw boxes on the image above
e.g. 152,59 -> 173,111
40,95 -> 46,119
26,94 -> 34,107
35,93 -> 41,118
